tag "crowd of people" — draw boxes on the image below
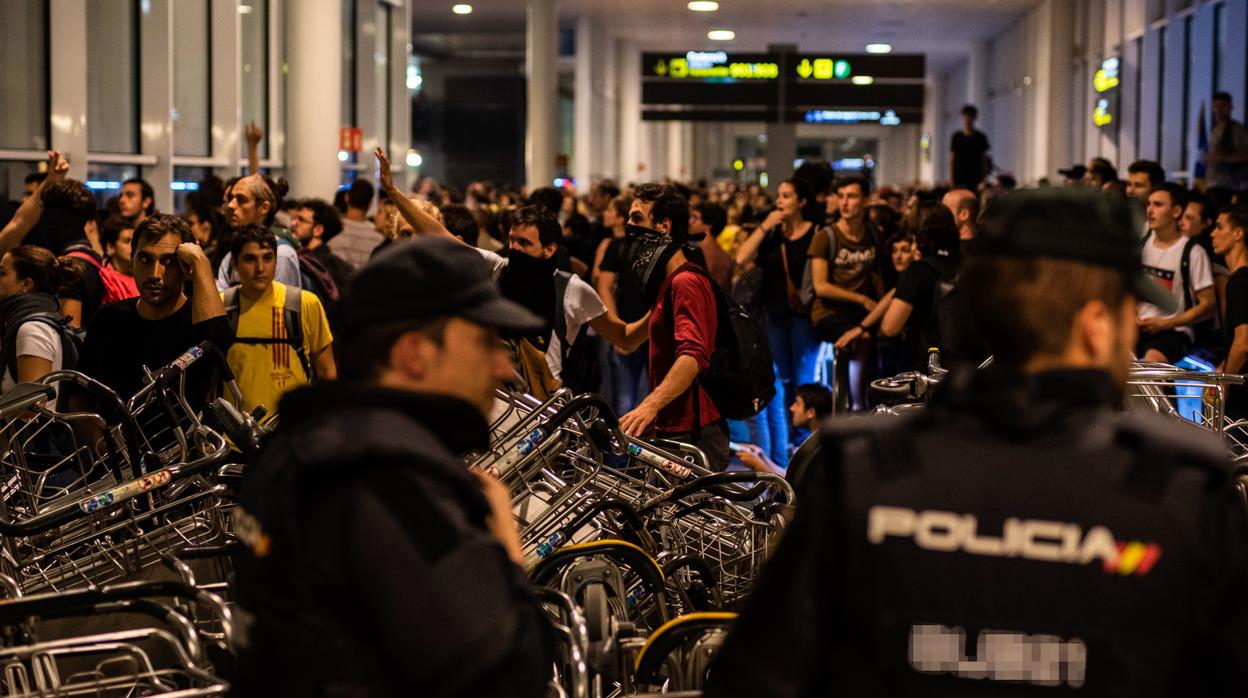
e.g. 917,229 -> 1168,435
3,120 -> 1248,474
2,95 -> 1248,693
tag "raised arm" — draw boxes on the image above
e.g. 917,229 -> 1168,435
245,121 -> 263,175
375,148 -> 456,241
0,151 -> 69,257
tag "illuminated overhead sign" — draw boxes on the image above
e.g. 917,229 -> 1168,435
804,109 -> 904,125
796,58 -> 853,80
646,51 -> 779,80
642,50 -> 926,122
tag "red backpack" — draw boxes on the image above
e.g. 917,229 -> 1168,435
64,249 -> 139,304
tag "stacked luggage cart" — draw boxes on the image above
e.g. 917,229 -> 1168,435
472,390 -> 794,697
0,342 -> 257,696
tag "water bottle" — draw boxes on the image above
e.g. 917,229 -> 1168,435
927,347 -> 943,375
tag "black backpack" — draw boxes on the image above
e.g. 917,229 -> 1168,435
666,266 -> 776,420
296,249 -> 344,333
2,313 -> 84,379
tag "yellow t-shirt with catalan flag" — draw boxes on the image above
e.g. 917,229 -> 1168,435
223,281 -> 332,415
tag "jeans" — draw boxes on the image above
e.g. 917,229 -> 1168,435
765,311 -> 824,400
609,345 -> 649,416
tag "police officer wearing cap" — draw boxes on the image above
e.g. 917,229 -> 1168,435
702,188 -> 1248,696
232,237 -> 552,696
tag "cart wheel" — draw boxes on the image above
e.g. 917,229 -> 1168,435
583,582 -> 610,643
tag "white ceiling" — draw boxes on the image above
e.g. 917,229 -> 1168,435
410,0 -> 1040,72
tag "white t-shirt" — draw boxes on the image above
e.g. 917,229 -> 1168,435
476,249 -> 607,379
1139,233 -> 1214,338
2,321 -> 63,393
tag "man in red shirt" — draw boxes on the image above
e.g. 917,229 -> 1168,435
618,185 -> 726,470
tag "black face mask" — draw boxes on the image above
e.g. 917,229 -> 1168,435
621,224 -> 682,309
498,251 -> 558,338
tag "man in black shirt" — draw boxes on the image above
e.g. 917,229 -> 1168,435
880,207 -> 961,370
78,214 -> 231,401
1214,205 -> 1248,417
949,104 -> 991,189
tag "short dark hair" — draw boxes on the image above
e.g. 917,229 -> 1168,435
633,182 -> 691,239
511,205 -> 561,247
132,213 -> 195,256
594,181 -> 621,200
961,104 -> 979,118
960,256 -> 1129,366
123,177 -> 156,215
1151,182 -> 1188,210
100,215 -> 137,249
1185,191 -> 1214,221
1214,91 -> 1233,104
1087,159 -> 1118,183
300,198 -> 343,241
609,195 -> 632,221
696,202 -> 728,237
1128,160 -> 1166,187
528,187 -> 564,216
834,175 -> 872,198
338,317 -> 448,382
1221,204 -> 1248,234
440,204 -> 478,246
24,172 -> 45,186
906,201 -> 959,259
230,223 -> 277,261
347,178 -> 374,211
41,179 -> 96,221
794,383 -> 833,420
563,212 -> 592,240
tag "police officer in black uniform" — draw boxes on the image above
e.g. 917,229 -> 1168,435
232,237 -> 553,696
702,188 -> 1248,696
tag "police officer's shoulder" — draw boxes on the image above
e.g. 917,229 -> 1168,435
818,409 -> 935,472
1112,408 -> 1234,478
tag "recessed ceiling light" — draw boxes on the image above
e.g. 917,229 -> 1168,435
865,43 -> 892,54
852,75 -> 875,85
452,4 -> 472,15
688,1 -> 720,10
707,29 -> 735,41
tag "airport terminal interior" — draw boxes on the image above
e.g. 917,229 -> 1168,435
1,0 -> 1248,695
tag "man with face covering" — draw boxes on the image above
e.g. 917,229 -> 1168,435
702,188 -> 1248,696
614,184 -> 729,470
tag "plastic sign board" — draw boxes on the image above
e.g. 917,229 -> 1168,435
646,51 -> 779,80
1094,57 -> 1120,93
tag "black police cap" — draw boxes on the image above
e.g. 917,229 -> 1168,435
976,188 -> 1175,313
340,236 -> 544,335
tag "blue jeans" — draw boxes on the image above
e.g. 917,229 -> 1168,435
765,311 -> 824,402
609,344 -> 649,416
727,373 -> 789,466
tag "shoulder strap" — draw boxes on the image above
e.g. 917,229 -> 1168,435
283,286 -> 310,379
65,249 -> 103,271
553,271 -> 572,362
1181,236 -> 1198,310
223,286 -> 241,331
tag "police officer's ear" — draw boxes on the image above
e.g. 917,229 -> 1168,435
1071,298 -> 1120,366
387,330 -> 439,381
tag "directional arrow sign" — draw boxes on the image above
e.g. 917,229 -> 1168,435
656,60 -> 668,76
797,58 -> 813,79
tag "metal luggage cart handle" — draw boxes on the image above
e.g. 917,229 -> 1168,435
639,472 -> 795,515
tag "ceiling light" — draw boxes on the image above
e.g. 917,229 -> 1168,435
707,29 -> 735,41
688,1 -> 719,10
406,150 -> 423,168
852,75 -> 875,85
865,43 -> 892,54
452,4 -> 472,15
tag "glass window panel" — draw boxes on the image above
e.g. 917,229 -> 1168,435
241,0 -> 269,159
0,161 -> 45,205
1214,2 -> 1226,92
376,2 -> 391,151
85,164 -> 141,211
87,0 -> 139,154
343,0 -> 357,129
173,0 -> 212,157
0,2 -> 48,150
172,165 -> 212,214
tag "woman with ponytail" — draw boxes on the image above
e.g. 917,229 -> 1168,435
0,245 -> 77,389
